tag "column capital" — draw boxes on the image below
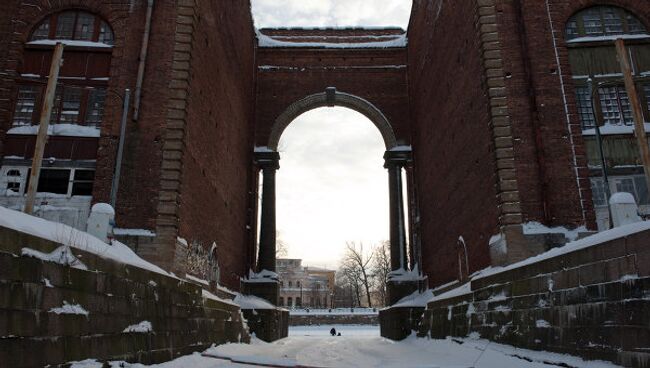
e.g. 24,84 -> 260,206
384,148 -> 412,168
254,149 -> 280,170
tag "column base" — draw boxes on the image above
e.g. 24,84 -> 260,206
242,279 -> 279,306
386,278 -> 426,306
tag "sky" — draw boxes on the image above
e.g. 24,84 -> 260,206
251,1 -> 412,269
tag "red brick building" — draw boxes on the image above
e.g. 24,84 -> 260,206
0,0 -> 648,293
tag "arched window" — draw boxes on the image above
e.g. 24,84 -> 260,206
566,6 -> 647,41
30,10 -> 114,45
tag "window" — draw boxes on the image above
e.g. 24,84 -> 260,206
71,169 -> 95,196
13,85 -> 107,128
591,175 -> 650,208
296,281 -> 301,288
566,6 -> 648,40
6,170 -> 22,194
576,86 -> 596,129
287,297 -> 293,307
18,168 -> 95,197
31,11 -> 114,45
288,281 -> 292,288
279,297 -> 284,306
575,85 -> 647,130
296,297 -> 301,307
36,169 -> 70,195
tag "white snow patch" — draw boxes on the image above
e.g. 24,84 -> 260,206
610,192 -> 636,205
475,220 -> 650,281
49,301 -> 89,316
22,246 -> 87,270
201,289 -> 238,308
90,203 -> 114,215
388,265 -> 425,282
245,269 -> 279,283
42,278 -> 53,288
428,282 -> 472,304
122,321 -> 152,333
536,319 -> 551,328
7,124 -> 101,137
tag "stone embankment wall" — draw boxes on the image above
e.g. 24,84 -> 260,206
0,226 -> 249,367
290,313 -> 378,326
419,229 -> 650,368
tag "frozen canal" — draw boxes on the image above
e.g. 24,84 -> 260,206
72,325 -> 621,368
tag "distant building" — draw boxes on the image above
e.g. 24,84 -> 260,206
276,258 -> 335,308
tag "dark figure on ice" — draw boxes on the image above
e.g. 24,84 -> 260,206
330,328 -> 336,336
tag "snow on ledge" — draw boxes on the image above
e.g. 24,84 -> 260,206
582,122 -> 650,136
388,265 -> 425,282
475,220 -> 650,282
233,293 -> 277,310
22,246 -> 87,270
522,221 -> 586,241
27,39 -> 113,48
257,30 -> 407,49
567,33 -> 650,44
245,269 -> 279,283
0,205 -> 172,277
392,290 -> 434,308
7,124 -> 101,138
113,228 -> 156,237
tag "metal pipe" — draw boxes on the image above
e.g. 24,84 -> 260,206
133,0 -> 154,121
110,89 -> 131,208
588,79 -> 614,229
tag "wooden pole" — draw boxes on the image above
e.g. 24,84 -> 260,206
615,38 -> 650,200
24,42 -> 64,214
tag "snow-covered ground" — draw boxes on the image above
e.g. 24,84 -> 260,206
70,326 -> 621,368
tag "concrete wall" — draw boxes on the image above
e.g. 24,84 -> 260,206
418,228 -> 650,367
0,225 -> 249,367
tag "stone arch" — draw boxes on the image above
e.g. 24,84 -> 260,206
267,89 -> 399,151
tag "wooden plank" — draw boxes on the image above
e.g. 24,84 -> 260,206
24,43 -> 65,214
615,39 -> 650,201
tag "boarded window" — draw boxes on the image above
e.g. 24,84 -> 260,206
36,169 -> 70,195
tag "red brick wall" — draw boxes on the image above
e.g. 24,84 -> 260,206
493,0 -> 649,230
254,46 -> 411,146
407,0 -> 500,287
0,0 -> 171,231
177,1 -> 257,290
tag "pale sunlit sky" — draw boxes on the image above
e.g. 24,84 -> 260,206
251,1 -> 412,269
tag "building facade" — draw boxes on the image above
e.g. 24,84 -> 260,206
276,258 -> 335,308
0,1 -> 648,294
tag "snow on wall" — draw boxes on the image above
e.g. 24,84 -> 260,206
7,124 -> 101,138
257,30 -> 407,48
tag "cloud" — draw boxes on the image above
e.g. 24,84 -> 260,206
251,0 -> 412,28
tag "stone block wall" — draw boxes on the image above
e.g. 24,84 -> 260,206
241,309 -> 289,343
419,228 -> 650,367
0,226 -> 249,367
290,313 -> 378,326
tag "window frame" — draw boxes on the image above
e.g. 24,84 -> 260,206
1,166 -> 95,198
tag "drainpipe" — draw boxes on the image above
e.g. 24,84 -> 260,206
133,0 -> 154,121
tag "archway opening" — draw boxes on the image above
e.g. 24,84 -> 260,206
272,106 -> 390,309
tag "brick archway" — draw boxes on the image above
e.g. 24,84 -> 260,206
266,89 -> 398,151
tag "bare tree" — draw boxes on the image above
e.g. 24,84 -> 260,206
371,241 -> 391,307
276,231 -> 288,258
340,241 -> 374,308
